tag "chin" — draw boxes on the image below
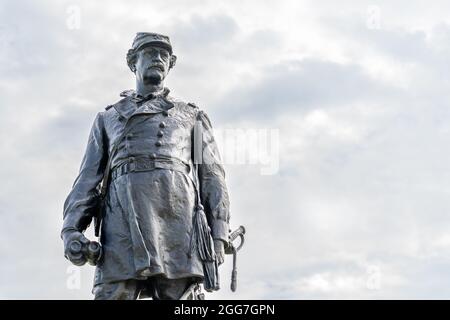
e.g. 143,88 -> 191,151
144,74 -> 163,85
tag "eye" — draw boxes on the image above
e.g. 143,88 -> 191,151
160,50 -> 169,59
143,48 -> 156,56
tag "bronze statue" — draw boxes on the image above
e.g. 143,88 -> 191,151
61,32 -> 238,300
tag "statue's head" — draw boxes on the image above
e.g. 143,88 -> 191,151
126,32 -> 177,86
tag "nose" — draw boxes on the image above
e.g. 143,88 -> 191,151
152,51 -> 163,63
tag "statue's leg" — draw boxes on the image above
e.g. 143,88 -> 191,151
93,279 -> 141,300
149,276 -> 199,300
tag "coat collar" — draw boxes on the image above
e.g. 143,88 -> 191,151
111,88 -> 175,120
123,87 -> 171,103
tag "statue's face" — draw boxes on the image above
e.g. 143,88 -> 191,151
135,46 -> 171,86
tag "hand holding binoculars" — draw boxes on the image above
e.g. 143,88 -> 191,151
68,239 -> 103,266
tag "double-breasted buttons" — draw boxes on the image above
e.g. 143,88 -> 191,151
150,153 -> 156,160
154,116 -> 167,147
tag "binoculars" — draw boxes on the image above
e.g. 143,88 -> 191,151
69,239 -> 103,266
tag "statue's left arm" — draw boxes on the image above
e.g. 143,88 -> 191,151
196,110 -> 231,247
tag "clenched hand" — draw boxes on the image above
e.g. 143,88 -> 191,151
214,239 -> 225,265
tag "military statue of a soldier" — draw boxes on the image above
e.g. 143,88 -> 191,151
61,32 -> 232,300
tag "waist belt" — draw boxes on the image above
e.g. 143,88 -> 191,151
111,156 -> 191,180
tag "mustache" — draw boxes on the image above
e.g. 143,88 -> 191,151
147,64 -> 165,71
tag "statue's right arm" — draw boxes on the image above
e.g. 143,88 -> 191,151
61,112 -> 108,264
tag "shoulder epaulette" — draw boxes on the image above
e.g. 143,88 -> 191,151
120,89 -> 135,97
105,92 -> 132,111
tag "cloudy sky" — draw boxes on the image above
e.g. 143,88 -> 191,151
2,0 -> 450,299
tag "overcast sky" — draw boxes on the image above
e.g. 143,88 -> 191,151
2,0 -> 450,299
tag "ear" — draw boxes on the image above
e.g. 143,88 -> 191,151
126,49 -> 137,73
169,55 -> 177,69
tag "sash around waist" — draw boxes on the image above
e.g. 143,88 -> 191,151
111,156 -> 191,180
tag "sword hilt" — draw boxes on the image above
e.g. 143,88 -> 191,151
226,226 -> 246,292
226,226 -> 246,254
229,225 -> 245,242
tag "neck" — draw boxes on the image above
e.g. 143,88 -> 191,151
136,81 -> 164,97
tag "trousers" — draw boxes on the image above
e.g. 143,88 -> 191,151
93,275 -> 199,300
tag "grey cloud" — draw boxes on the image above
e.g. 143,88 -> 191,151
166,14 -> 239,53
2,0 -> 450,300
212,58 -> 399,123
325,15 -> 430,62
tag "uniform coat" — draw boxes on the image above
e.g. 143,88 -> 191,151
62,88 -> 230,287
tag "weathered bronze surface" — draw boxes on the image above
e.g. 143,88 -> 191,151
61,32 -> 232,300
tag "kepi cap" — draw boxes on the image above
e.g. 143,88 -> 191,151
131,32 -> 173,54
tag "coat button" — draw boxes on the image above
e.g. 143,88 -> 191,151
162,110 -> 169,116
159,122 -> 166,128
157,130 -> 164,137
155,141 -> 162,147
150,153 -> 156,160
